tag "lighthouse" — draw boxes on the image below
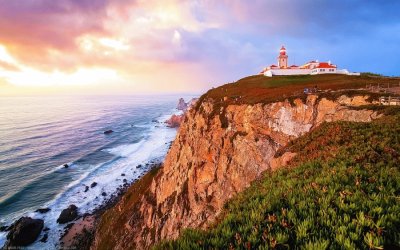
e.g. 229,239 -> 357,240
260,46 -> 359,77
278,46 -> 288,68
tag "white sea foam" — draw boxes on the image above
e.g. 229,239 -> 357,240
18,108 -> 179,249
0,232 -> 5,248
103,139 -> 145,157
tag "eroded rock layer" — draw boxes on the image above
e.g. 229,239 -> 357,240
93,94 -> 379,249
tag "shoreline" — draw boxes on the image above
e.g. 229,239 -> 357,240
60,161 -> 163,249
0,120 -> 176,249
0,97 -> 195,249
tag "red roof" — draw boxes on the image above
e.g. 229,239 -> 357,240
290,65 -> 299,68
316,62 -> 336,69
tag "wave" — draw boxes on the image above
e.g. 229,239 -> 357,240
103,140 -> 145,157
0,107 -> 179,249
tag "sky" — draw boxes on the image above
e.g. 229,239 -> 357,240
0,0 -> 399,95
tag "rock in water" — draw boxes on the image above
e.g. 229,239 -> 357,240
57,205 -> 78,224
165,114 -> 184,128
177,98 -> 188,111
104,130 -> 113,135
35,208 -> 51,214
40,233 -> 48,243
4,217 -> 44,248
63,164 -> 69,168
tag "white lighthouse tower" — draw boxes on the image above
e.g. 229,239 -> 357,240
278,46 -> 288,68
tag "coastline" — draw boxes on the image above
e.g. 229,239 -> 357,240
0,96 -> 196,249
0,101 -> 184,249
60,161 -> 163,249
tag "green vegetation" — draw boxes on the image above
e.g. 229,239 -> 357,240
196,74 -> 400,109
194,74 -> 400,130
155,108 -> 400,249
361,72 -> 384,77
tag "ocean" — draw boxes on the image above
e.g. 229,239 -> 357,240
0,94 -> 191,248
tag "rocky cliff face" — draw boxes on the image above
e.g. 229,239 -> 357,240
93,94 -> 381,249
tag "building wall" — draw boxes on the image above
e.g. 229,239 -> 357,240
264,68 -> 360,77
311,68 -> 337,75
264,69 -> 311,77
278,55 -> 288,68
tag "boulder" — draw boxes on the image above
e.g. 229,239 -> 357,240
4,217 -> 44,248
101,192 -> 107,197
84,186 -> 89,192
90,182 -> 97,188
103,130 -> 113,135
57,205 -> 78,224
63,164 -> 69,168
35,208 -> 51,214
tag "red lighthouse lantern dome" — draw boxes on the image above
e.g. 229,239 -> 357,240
280,46 -> 286,55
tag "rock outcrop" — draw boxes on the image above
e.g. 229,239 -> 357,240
57,205 -> 78,224
177,98 -> 188,111
4,217 -> 44,248
176,97 -> 199,111
166,98 -> 199,128
165,114 -> 184,128
93,94 -> 381,249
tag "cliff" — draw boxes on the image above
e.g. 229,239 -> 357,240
93,91 -> 383,249
155,108 -> 400,249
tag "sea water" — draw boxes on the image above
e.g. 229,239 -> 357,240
0,94 -> 193,248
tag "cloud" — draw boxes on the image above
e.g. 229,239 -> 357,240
0,60 -> 20,71
0,0 -> 399,94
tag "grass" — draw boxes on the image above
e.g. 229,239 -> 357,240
154,108 -> 400,250
206,74 -> 399,104
195,74 -> 400,117
194,74 -> 400,130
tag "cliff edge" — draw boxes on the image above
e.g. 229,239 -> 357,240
92,74 -> 400,249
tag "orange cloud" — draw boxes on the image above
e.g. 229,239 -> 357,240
1,0 -> 397,94
0,60 -> 20,71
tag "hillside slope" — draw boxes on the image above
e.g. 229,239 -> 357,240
92,75 -> 400,249
156,108 -> 400,249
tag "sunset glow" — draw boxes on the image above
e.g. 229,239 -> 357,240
0,0 -> 399,95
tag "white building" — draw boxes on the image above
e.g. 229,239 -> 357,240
260,46 -> 360,77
